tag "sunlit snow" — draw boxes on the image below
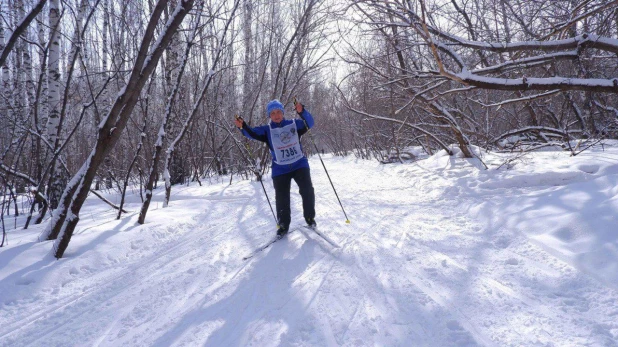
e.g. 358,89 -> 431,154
1,143 -> 617,346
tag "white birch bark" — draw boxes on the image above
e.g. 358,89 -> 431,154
0,6 -> 7,118
1,1 -> 13,121
269,0 -> 281,97
242,0 -> 253,112
45,0 -> 63,209
99,0 -> 109,123
36,12 -> 48,128
46,0 -> 60,147
21,5 -> 35,117
14,0 -> 27,121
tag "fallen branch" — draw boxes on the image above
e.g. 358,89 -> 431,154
89,189 -> 128,213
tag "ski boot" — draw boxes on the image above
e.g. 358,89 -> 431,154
276,225 -> 289,238
305,217 -> 317,229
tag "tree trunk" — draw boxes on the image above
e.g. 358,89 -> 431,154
138,16 -> 199,224
0,0 -> 47,68
161,0 -> 240,208
0,10 -> 6,119
118,130 -> 145,220
242,0 -> 253,113
45,0 -> 63,210
50,0 -> 195,258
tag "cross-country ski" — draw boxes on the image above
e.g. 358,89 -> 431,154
302,225 -> 340,248
242,229 -> 295,261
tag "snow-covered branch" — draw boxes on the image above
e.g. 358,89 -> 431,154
0,163 -> 37,186
471,51 -> 579,75
0,0 -> 47,68
89,189 -> 128,213
482,90 -> 562,108
456,73 -> 618,93
368,2 -> 618,93
427,33 -> 618,92
492,126 -> 569,144
423,27 -> 618,55
594,101 -> 618,118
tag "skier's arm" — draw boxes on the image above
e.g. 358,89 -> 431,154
234,115 -> 268,142
242,123 -> 268,143
293,101 -> 314,135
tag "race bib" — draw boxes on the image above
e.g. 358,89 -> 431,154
270,122 -> 303,165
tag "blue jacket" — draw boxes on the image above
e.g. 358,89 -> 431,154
240,109 -> 314,177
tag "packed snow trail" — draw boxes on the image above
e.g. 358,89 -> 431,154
1,147 -> 618,346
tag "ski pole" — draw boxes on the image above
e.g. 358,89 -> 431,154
235,115 -> 279,228
293,98 -> 350,224
256,169 -> 279,228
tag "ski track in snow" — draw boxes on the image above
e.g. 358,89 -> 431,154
2,148 -> 618,346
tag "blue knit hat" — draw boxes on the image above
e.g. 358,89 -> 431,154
266,99 -> 284,117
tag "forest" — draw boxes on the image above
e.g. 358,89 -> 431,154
1,0 -> 617,257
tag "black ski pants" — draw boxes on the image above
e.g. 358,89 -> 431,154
273,167 -> 315,229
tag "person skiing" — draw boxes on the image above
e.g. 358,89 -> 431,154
234,99 -> 316,237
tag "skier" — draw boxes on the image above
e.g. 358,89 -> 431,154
234,99 -> 317,236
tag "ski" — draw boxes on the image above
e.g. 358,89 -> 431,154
242,229 -> 294,261
302,225 -> 339,248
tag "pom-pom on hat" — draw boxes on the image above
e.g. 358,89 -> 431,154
266,99 -> 284,117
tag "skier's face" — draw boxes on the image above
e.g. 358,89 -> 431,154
270,109 -> 284,123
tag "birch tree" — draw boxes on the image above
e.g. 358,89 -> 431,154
161,0 -> 240,208
138,3 -> 206,224
44,0 -> 63,209
44,0 -> 195,258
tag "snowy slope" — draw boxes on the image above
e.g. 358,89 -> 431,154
1,144 -> 618,346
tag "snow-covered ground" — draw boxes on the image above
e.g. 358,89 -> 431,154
1,143 -> 618,346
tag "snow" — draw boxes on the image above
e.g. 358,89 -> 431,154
2,143 -> 618,346
433,31 -> 603,53
458,73 -> 618,89
472,51 -> 578,75
598,36 -> 618,48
